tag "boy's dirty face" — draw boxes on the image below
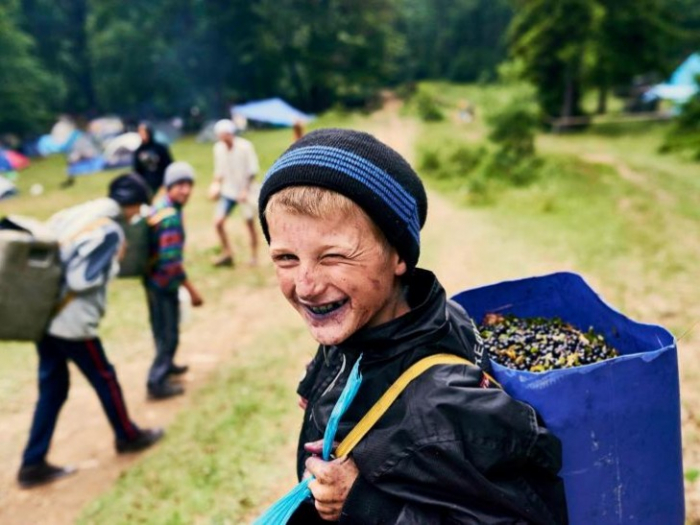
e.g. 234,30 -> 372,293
167,181 -> 193,205
267,206 -> 408,346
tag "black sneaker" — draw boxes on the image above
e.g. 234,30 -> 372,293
147,381 -> 185,400
116,427 -> 164,454
17,461 -> 76,489
168,363 -> 189,376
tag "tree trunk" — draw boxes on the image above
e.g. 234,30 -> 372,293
597,83 -> 608,115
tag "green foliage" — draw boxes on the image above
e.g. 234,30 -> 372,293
419,93 -> 541,204
415,91 -> 445,122
0,2 -> 53,135
686,469 -> 700,483
660,90 -> 700,160
398,0 -> 513,83
488,98 -> 538,158
508,0 -> 681,118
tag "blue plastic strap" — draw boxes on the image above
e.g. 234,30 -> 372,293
254,355 -> 363,525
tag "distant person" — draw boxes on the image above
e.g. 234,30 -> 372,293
145,162 -> 203,400
17,174 -> 163,489
210,119 -> 260,267
293,120 -> 305,141
133,123 -> 173,195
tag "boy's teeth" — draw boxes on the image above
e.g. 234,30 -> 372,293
309,300 -> 345,314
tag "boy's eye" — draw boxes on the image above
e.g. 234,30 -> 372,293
322,253 -> 345,260
273,253 -> 298,263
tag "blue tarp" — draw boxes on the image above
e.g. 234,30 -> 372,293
232,98 -> 313,127
452,272 -> 684,525
646,53 -> 700,104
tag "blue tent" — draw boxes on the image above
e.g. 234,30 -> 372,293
646,53 -> 700,104
232,98 -> 313,127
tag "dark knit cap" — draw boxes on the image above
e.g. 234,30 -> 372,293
108,173 -> 152,205
259,128 -> 428,271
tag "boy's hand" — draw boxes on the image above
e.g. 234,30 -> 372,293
190,290 -> 204,307
305,453 -> 359,521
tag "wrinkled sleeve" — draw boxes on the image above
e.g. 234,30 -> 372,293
343,365 -> 567,525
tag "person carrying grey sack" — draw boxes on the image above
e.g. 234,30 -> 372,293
145,161 -> 203,400
18,174 -> 164,489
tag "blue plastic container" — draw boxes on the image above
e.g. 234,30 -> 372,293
452,272 -> 684,525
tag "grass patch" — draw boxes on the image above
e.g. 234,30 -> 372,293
78,324 -> 310,525
414,82 -> 700,332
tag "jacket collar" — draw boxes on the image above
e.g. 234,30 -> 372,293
337,268 -> 450,364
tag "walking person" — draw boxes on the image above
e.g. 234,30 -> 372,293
145,162 -> 203,400
209,119 -> 260,267
18,174 -> 164,489
133,122 -> 173,195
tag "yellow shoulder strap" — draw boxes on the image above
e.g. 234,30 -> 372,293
147,208 -> 177,227
335,353 -> 500,458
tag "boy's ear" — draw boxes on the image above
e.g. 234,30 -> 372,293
394,253 -> 408,277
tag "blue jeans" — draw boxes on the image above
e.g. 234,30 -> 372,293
146,286 -> 180,389
22,335 -> 139,467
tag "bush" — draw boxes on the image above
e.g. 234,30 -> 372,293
487,98 -> 539,159
660,93 -> 700,160
415,91 -> 444,122
419,149 -> 441,171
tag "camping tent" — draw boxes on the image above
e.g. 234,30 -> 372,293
0,150 -> 29,172
37,117 -> 80,156
66,133 -> 105,176
89,116 -> 124,142
231,98 -> 313,127
646,53 -> 700,104
103,132 -> 141,169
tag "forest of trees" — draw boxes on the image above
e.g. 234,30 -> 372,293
1,0 -> 700,136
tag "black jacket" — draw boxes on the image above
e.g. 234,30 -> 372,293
133,140 -> 173,193
292,269 -> 568,525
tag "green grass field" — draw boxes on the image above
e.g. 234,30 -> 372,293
3,83 -> 699,522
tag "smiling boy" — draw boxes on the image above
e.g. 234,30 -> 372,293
145,162 -> 203,400
259,129 -> 568,524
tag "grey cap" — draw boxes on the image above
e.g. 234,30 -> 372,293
164,161 -> 195,188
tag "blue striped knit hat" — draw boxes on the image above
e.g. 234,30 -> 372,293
259,128 -> 427,272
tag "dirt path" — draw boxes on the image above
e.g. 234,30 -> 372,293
1,98 -> 695,523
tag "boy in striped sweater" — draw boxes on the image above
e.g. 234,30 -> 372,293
146,162 -> 203,399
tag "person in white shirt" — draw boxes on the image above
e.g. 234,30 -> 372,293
210,119 -> 260,267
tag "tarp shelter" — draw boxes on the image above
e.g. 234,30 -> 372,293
646,53 -> 700,104
231,98 -> 313,127
103,132 -> 140,169
0,177 -> 17,200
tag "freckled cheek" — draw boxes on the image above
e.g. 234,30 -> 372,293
275,271 -> 297,302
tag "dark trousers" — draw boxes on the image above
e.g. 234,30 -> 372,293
22,335 -> 139,467
146,286 -> 180,389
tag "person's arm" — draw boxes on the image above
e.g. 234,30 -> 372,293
308,366 -> 567,524
212,143 -> 225,183
182,279 -> 203,307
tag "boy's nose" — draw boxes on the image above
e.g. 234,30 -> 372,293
295,265 -> 324,299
